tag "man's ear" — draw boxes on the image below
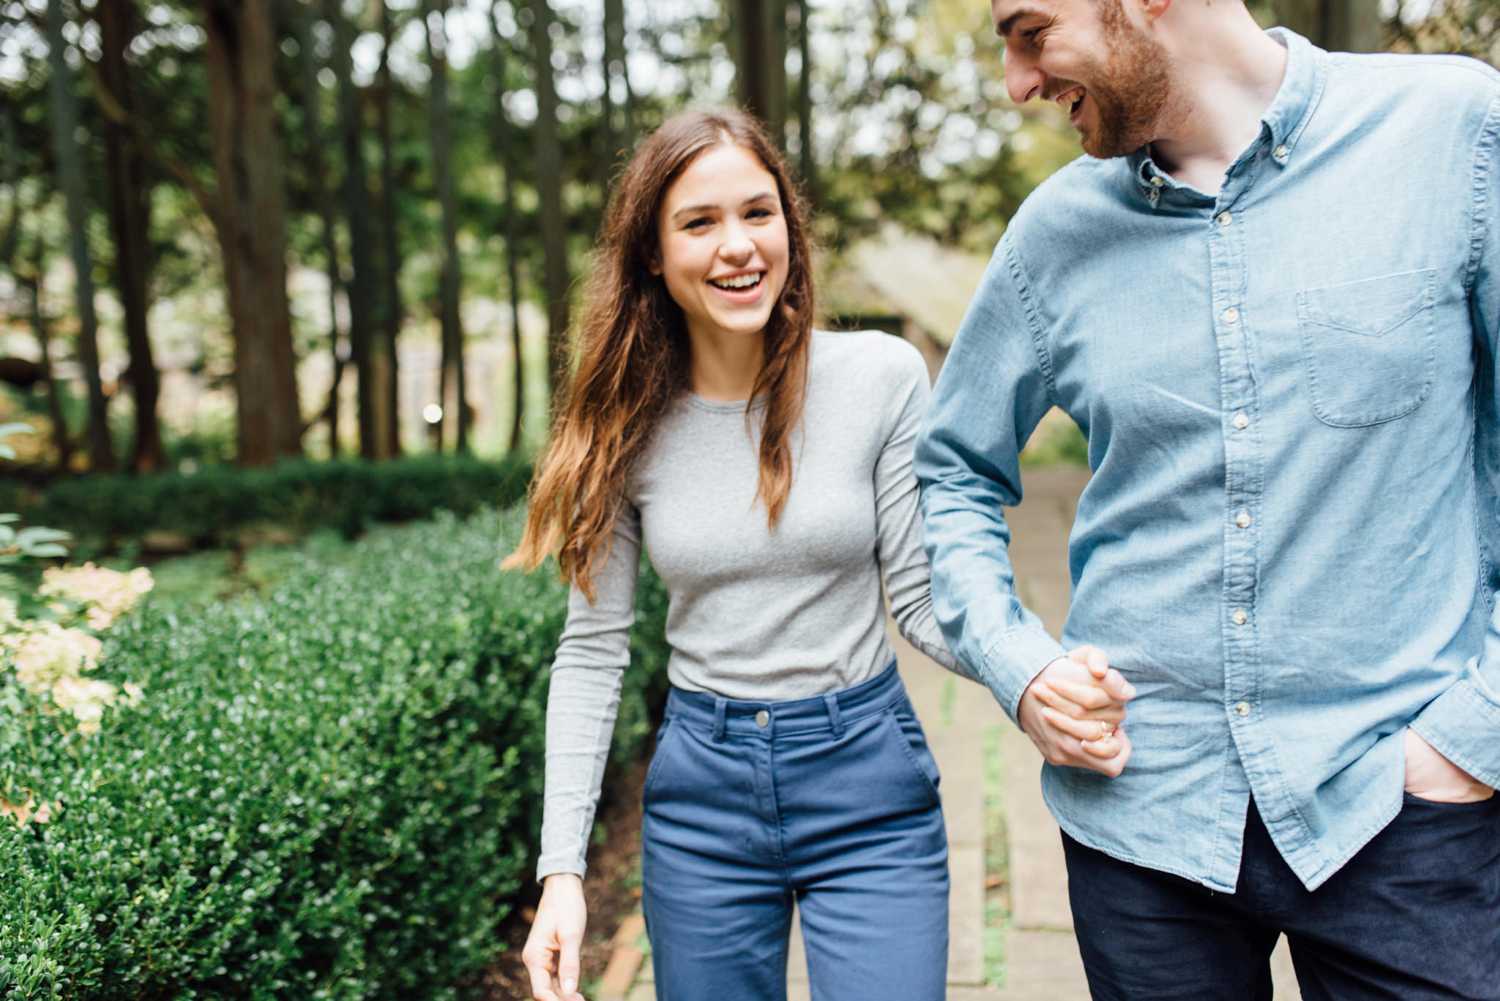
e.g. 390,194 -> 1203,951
1140,0 -> 1171,21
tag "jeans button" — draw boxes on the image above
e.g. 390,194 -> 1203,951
755,710 -> 770,728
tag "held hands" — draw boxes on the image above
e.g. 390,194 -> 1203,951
1404,728 -> 1494,804
523,873 -> 588,1001
1018,645 -> 1136,778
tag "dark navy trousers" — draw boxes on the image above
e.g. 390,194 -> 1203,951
1065,795 -> 1500,1000
640,662 -> 949,1001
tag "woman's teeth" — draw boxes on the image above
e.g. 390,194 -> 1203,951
710,274 -> 762,290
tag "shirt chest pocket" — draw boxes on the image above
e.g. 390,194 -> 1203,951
1295,268 -> 1437,428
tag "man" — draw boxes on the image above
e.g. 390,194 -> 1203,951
915,0 -> 1500,996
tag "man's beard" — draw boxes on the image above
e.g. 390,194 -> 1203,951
1078,0 -> 1173,158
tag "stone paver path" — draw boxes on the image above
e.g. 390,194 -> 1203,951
625,465 -> 1302,1001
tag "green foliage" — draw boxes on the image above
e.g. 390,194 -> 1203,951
0,503 -> 670,999
19,454 -> 534,553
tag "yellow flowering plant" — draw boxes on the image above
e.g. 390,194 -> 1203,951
0,425 -> 149,827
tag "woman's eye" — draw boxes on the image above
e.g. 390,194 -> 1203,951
747,208 -> 773,219
685,217 -> 711,230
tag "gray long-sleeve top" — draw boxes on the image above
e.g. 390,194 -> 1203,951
536,330 -> 975,880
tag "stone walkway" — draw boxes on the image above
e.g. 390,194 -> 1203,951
622,466 -> 1302,1001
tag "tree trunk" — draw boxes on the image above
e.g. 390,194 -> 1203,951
732,0 -> 788,144
202,0 -> 303,466
490,1 -> 526,453
425,0 -> 467,452
294,0 -> 348,457
326,0 -> 379,459
601,0 -> 635,164
46,0 -> 116,472
375,0 -> 402,458
1274,0 -> 1383,51
22,237 -> 73,473
793,0 -> 815,203
98,0 -> 164,473
530,0 -> 570,402
607,0 -> 636,151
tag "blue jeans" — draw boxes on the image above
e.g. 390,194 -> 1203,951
641,662 -> 949,1001
1064,795 -> 1500,1000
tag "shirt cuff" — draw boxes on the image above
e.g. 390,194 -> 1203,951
1409,675 -> 1500,791
536,855 -> 587,885
978,625 -> 1068,725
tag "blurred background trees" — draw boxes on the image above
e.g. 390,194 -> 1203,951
0,0 -> 1493,473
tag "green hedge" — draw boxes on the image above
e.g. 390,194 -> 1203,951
12,455 -> 534,552
0,504 -> 669,999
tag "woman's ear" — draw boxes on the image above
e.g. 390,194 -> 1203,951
648,257 -> 662,276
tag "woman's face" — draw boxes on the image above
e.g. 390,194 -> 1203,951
654,143 -> 790,346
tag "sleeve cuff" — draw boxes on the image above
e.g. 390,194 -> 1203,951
977,625 -> 1068,725
1410,676 -> 1500,791
536,855 -> 587,885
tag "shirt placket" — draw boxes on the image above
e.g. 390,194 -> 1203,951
1207,158 -> 1265,889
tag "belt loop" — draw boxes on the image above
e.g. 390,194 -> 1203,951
824,693 -> 844,740
713,698 -> 728,742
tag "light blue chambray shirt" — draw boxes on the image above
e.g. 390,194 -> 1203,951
916,29 -> 1500,892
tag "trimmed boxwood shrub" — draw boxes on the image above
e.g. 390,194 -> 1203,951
0,504 -> 668,999
15,455 -> 534,552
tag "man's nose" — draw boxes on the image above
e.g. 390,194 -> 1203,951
1004,50 -> 1045,105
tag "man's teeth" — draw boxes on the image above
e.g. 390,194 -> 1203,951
711,274 -> 762,290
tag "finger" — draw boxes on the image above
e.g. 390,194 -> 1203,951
1030,680 -> 1088,719
1080,735 -> 1123,758
1069,644 -> 1109,680
558,932 -> 583,1000
1042,707 -> 1119,744
524,946 -> 563,1001
1083,728 -> 1132,773
1051,680 -> 1114,711
1101,667 -> 1137,702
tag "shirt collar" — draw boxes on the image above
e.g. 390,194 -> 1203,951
1126,26 -> 1328,201
1259,27 -> 1326,163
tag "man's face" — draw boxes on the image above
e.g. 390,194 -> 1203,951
993,0 -> 1171,158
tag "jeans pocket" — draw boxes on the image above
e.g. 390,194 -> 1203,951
1296,267 -> 1436,427
885,704 -> 942,805
642,717 -> 678,802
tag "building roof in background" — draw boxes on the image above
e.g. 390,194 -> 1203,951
818,224 -> 991,347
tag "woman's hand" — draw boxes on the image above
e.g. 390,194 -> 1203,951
1018,645 -> 1135,777
522,873 -> 589,1001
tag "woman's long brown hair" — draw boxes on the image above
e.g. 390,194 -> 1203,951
503,108 -> 816,600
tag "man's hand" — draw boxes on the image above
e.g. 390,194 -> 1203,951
522,873 -> 588,1001
1018,645 -> 1135,778
1404,729 -> 1494,804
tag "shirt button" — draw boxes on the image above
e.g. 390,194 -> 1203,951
755,710 -> 770,728
1150,176 -> 1165,187
1233,412 -> 1250,430
1232,609 -> 1249,626
1234,701 -> 1251,717
1222,307 -> 1240,325
1273,144 -> 1290,161
1235,510 -> 1252,529
1216,211 -> 1233,227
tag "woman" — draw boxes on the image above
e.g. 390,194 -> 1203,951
506,108 -> 1123,1001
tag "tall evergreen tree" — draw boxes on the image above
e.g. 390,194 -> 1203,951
202,0 -> 303,465
531,0 -> 570,401
425,0 -> 467,451
46,0 -> 115,471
